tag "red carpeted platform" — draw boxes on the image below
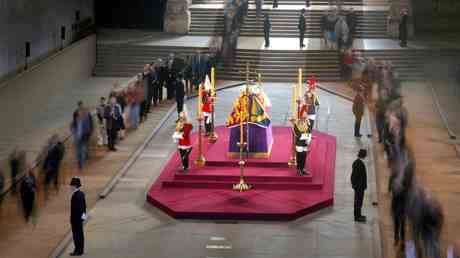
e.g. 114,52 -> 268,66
146,126 -> 336,221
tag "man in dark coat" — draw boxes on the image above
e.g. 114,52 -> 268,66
345,8 -> 356,47
399,9 -> 408,47
352,88 -> 365,137
351,149 -> 367,222
70,177 -> 86,256
175,73 -> 186,115
298,9 -> 306,48
263,14 -> 271,48
104,96 -> 123,151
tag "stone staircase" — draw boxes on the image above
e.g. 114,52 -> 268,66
219,49 -> 341,81
190,8 -> 388,38
94,44 -> 341,81
192,0 -> 388,6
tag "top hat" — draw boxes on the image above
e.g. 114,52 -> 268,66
70,177 -> 82,188
358,149 -> 367,159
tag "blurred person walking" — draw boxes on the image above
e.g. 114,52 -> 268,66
20,169 -> 37,222
71,101 -> 93,171
264,14 -> 271,48
43,135 -> 65,194
96,97 -> 108,146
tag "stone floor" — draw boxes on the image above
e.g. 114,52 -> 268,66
57,83 -> 381,258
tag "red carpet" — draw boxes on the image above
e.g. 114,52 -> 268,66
146,126 -> 336,221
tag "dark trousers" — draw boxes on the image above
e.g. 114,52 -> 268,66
21,192 -> 34,221
376,114 -> 385,142
308,119 -> 315,132
179,148 -> 192,170
146,89 -> 153,111
354,115 -> 362,136
204,115 -> 212,134
71,222 -> 84,254
176,96 -> 184,114
153,84 -> 160,105
107,128 -> 118,150
167,81 -> 175,100
392,194 -> 406,244
299,32 -> 305,47
158,81 -> 164,102
354,189 -> 365,219
296,150 -> 307,172
264,31 -> 270,47
140,101 -> 147,119
185,80 -> 192,96
45,168 -> 59,188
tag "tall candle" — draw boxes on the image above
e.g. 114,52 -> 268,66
211,67 -> 216,96
298,68 -> 302,102
198,84 -> 203,118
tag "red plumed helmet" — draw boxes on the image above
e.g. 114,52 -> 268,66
307,75 -> 317,91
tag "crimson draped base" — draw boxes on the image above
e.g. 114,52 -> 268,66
146,126 -> 336,221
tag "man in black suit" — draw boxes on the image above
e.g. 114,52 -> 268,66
263,14 -> 271,48
70,177 -> 86,256
298,9 -> 306,48
351,149 -> 367,222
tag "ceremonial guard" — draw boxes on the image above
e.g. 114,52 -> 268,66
201,82 -> 213,136
172,111 -> 193,172
301,77 -> 320,131
290,110 -> 312,176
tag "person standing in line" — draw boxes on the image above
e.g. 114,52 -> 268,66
263,13 -> 271,48
172,112 -> 193,172
305,0 -> 310,7
352,88 -> 365,137
399,8 -> 408,47
69,177 -> 86,256
272,0 -> 278,8
298,9 -> 307,48
346,8 -> 356,48
104,96 -> 123,151
96,97 -> 108,146
175,73 -> 186,115
183,55 -> 193,98
351,149 -> 367,222
290,110 -> 312,176
20,169 -> 36,222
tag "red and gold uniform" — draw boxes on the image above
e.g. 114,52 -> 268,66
173,116 -> 193,172
201,89 -> 213,135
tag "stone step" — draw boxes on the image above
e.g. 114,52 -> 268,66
192,0 -> 388,6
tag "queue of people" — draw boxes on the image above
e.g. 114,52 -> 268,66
347,51 -> 459,257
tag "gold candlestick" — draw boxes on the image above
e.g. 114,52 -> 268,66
195,84 -> 206,167
233,66 -> 251,192
209,67 -> 218,143
288,84 -> 298,167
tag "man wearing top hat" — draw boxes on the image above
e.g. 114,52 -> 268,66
69,177 -> 87,256
351,149 -> 368,222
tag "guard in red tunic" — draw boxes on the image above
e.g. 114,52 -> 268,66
201,88 -> 213,136
172,112 -> 193,172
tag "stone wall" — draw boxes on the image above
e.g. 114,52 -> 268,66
0,0 -> 94,81
163,0 -> 191,34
